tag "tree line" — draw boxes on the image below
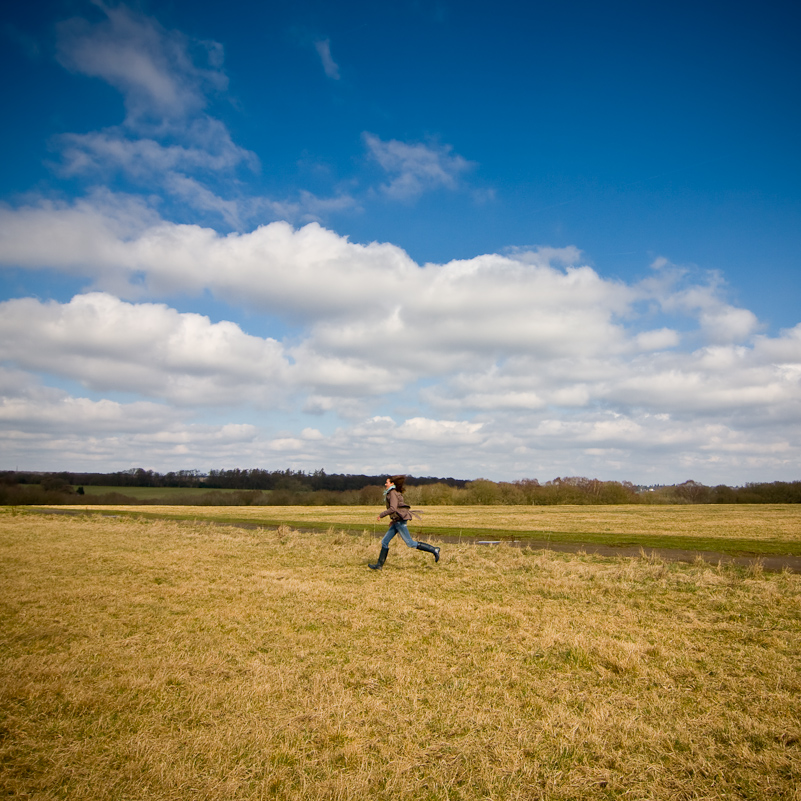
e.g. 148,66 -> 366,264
3,467 -> 466,492
1,470 -> 800,505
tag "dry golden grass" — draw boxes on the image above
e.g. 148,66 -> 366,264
2,509 -> 800,800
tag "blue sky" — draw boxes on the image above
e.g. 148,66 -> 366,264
0,0 -> 799,484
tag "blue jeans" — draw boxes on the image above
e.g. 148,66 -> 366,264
381,520 -> 418,549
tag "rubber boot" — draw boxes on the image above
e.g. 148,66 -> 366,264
416,542 -> 440,562
369,546 -> 389,570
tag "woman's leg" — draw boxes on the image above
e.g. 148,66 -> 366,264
395,521 -> 419,549
416,541 -> 441,562
381,521 -> 400,549
371,521 -> 399,570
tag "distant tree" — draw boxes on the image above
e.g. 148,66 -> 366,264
514,479 -> 542,504
497,482 -> 526,504
673,480 -> 711,503
358,485 -> 384,505
712,484 -> 736,503
40,475 -> 73,493
462,479 -> 500,505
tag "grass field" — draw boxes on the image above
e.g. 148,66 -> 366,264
1,509 -> 800,800
61,503 -> 801,557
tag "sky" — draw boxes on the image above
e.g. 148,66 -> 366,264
0,0 -> 799,485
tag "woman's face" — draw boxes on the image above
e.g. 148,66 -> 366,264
384,478 -> 393,489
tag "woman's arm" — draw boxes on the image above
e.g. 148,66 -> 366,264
378,488 -> 399,519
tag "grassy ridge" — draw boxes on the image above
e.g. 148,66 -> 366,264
1,511 -> 799,800
57,503 -> 801,557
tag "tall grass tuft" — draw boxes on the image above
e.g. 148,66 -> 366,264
1,510 -> 799,800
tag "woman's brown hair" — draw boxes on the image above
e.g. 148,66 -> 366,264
390,475 -> 406,492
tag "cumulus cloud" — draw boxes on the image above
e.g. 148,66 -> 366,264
1,205 -> 792,414
363,133 -> 474,200
0,372 -> 262,470
0,293 -> 291,406
0,200 -> 632,357
755,323 -> 801,363
633,328 -> 680,352
0,290 -> 404,413
0,381 -> 181,435
667,282 -> 760,344
0,200 -> 416,311
3,200 -> 800,481
4,203 -> 745,414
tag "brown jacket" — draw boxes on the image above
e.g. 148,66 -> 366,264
379,488 -> 412,522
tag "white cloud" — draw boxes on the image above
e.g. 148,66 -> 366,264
2,205 -> 797,429
651,264 -> 761,344
363,133 -> 474,200
0,201 -> 636,366
55,1 -> 226,124
50,3 -> 269,232
2,348 -> 800,481
755,322 -> 801,357
0,391 -> 790,480
396,417 -> 484,444
0,289 -> 408,416
633,327 -> 680,352
314,39 -> 340,80
0,192 -> 162,287
0,368 -> 269,471
162,173 -> 244,229
699,306 -> 760,343
0,201 -> 417,312
0,366 -> 186,442
0,293 -> 291,406
55,120 -> 258,181
0,198 -> 800,481
253,191 -> 361,226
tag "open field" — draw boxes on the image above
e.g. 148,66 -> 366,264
56,503 -> 801,557
2,510 -> 800,800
